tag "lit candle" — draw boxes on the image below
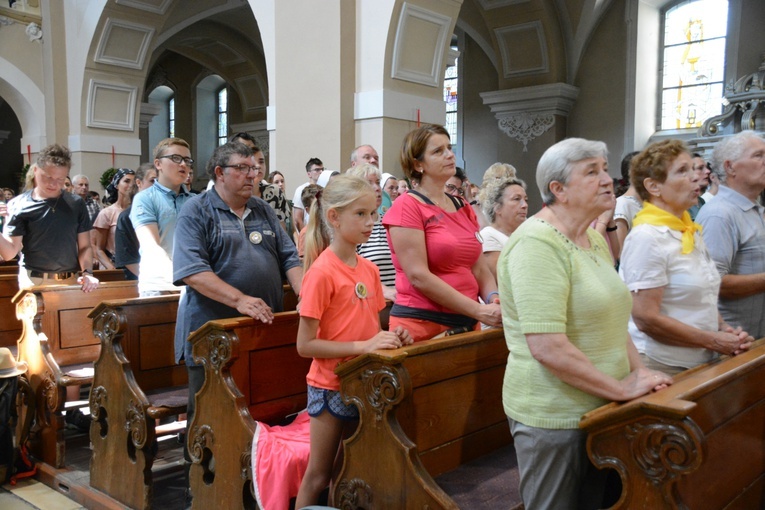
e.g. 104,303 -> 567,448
417,109 -> 420,127
27,145 -> 31,164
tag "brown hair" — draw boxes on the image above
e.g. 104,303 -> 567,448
36,144 -> 72,169
152,137 -> 190,161
630,139 -> 689,202
399,124 -> 450,182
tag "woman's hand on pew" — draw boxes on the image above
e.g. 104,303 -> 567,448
475,302 -> 502,328
718,324 -> 754,356
236,295 -> 275,324
618,368 -> 673,400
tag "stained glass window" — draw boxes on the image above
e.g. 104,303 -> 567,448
660,0 -> 728,130
444,58 -> 458,147
217,87 -> 228,146
168,97 -> 175,138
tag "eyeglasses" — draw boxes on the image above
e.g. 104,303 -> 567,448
444,183 -> 465,196
223,164 -> 261,175
158,154 -> 194,166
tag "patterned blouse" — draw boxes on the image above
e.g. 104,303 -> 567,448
259,182 -> 291,227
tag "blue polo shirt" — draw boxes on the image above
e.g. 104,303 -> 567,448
130,181 -> 190,293
172,188 -> 300,364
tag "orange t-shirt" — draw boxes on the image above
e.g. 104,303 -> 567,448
299,249 -> 386,390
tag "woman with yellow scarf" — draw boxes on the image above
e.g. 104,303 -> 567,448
619,140 -> 753,376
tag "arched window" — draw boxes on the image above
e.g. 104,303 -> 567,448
444,57 -> 458,147
659,0 -> 728,130
168,97 -> 175,138
217,87 -> 228,146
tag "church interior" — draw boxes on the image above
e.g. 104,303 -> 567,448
1,0 -> 765,509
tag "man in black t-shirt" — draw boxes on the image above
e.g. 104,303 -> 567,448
0,144 -> 99,292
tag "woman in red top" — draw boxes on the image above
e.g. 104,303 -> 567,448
383,124 -> 501,340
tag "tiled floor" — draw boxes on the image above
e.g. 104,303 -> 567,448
1,479 -> 85,510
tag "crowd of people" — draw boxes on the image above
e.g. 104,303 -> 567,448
0,126 -> 763,509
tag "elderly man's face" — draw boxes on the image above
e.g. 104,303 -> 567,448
217,154 -> 258,203
73,177 -> 89,197
354,146 -> 379,168
692,156 -> 709,187
730,137 -> 765,193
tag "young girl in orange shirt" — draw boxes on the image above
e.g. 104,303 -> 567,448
294,175 -> 412,507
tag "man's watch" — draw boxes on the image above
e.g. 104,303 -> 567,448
79,269 -> 94,276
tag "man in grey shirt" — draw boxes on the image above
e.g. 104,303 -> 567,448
697,130 -> 765,339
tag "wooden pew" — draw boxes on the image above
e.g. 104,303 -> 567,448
0,275 -> 20,349
0,269 -> 126,350
332,328 -> 510,509
14,280 -> 138,467
187,312 -> 310,509
88,294 -> 185,510
580,340 -> 765,510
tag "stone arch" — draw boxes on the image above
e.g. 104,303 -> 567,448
0,56 -> 45,150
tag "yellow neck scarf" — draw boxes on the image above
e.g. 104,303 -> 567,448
632,201 -> 702,254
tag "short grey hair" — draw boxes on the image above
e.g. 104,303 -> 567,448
536,138 -> 608,206
711,130 -> 764,185
71,174 -> 88,184
349,144 -> 374,165
480,177 -> 527,223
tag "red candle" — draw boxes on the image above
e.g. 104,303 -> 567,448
27,145 -> 31,164
417,109 -> 420,127
112,146 -> 115,167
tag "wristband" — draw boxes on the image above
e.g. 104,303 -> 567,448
606,225 -> 618,232
79,269 -> 93,276
485,291 -> 499,303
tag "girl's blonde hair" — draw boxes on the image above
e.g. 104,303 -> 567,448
303,174 -> 375,271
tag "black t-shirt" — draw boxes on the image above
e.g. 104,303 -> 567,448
113,206 -> 139,278
5,191 -> 91,272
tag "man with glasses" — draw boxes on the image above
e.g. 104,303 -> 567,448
130,137 -> 192,296
292,157 -> 324,233
0,144 -> 99,291
173,142 -> 302,503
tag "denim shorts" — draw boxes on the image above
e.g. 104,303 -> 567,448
306,385 -> 359,420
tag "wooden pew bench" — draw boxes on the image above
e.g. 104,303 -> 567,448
0,269 -> 126,351
332,328 -> 510,509
87,294 -> 185,510
14,280 -> 138,467
580,340 -> 765,509
187,312 -> 310,509
0,274 -> 20,349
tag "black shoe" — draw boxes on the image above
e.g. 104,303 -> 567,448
65,408 -> 91,432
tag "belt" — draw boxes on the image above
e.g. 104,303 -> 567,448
28,270 -> 76,280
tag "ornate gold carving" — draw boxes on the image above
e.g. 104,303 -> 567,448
189,424 -> 214,464
360,366 -> 403,422
626,420 -> 702,484
90,386 -> 107,419
93,308 -> 122,344
42,371 -> 59,413
240,441 -> 252,480
336,478 -> 373,510
17,292 -> 37,320
207,333 -> 232,373
125,399 -> 148,449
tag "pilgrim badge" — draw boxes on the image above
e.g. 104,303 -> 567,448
355,282 -> 367,299
249,231 -> 263,245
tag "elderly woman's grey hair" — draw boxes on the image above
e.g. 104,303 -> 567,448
482,162 -> 517,187
480,177 -> 527,223
345,162 -> 381,180
711,130 -> 764,185
537,138 -> 608,206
